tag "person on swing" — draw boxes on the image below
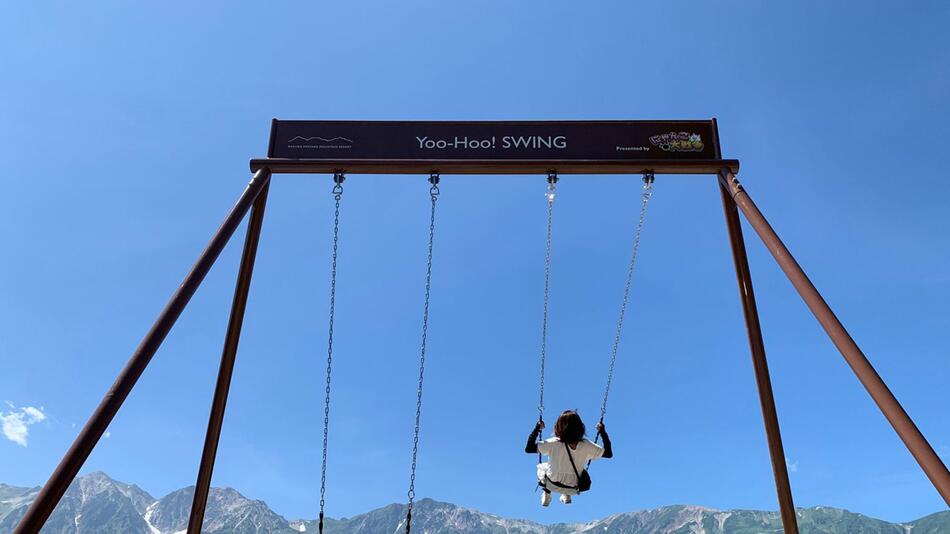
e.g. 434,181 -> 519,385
525,410 -> 613,506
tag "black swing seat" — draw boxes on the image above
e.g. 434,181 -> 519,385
542,475 -> 583,492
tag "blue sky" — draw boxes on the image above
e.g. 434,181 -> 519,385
2,0 -> 948,527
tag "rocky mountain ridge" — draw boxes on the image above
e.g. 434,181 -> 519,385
0,472 -> 947,533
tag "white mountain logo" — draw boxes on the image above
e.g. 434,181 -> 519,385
287,136 -> 353,148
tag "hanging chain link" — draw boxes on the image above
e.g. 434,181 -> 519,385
318,172 -> 345,534
405,173 -> 440,534
597,171 -> 655,429
538,172 -> 557,425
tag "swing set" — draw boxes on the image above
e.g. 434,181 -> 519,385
13,120 -> 950,534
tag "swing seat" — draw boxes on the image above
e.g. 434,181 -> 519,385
537,464 -> 582,496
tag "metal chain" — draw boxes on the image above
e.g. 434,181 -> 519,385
597,172 -> 655,428
405,173 -> 440,534
535,172 -> 557,465
318,172 -> 345,534
538,172 -> 557,424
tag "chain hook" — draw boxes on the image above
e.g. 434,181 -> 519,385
546,171 -> 558,203
643,171 -> 655,197
642,171 -> 655,203
332,171 -> 345,200
429,171 -> 441,199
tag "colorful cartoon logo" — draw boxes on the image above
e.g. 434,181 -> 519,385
649,132 -> 704,152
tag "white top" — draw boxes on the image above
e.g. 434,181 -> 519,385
537,437 -> 604,484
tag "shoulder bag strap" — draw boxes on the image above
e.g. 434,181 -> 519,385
563,442 -> 582,483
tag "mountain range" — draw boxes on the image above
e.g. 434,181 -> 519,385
0,472 -> 947,533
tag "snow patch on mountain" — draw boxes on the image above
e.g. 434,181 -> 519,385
143,501 -> 161,534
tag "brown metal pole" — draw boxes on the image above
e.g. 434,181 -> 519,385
187,182 -> 270,534
14,168 -> 273,534
720,184 -> 799,533
719,169 -> 950,505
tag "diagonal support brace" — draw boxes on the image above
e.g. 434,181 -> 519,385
14,168 -> 273,534
719,168 -> 950,506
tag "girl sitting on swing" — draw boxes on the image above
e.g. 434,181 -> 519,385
525,410 -> 613,506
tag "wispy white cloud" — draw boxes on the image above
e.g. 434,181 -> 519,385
104,430 -> 111,439
785,457 -> 799,473
22,406 -> 45,421
1,403 -> 47,447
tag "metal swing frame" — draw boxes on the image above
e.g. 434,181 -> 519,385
13,119 -> 950,534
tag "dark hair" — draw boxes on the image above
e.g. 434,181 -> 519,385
554,410 -> 586,445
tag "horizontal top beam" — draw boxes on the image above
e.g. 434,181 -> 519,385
249,158 -> 739,175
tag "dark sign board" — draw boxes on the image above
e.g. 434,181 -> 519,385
268,120 -> 720,161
